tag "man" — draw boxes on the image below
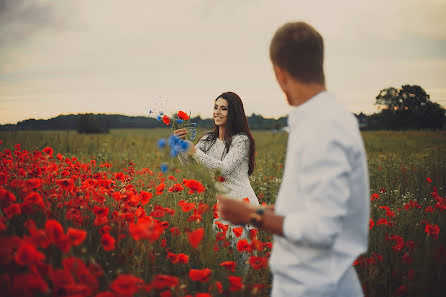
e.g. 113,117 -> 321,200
217,21 -> 370,297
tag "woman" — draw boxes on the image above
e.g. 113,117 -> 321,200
174,91 -> 259,239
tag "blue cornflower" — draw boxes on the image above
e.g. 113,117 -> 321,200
176,119 -> 184,124
160,163 -> 168,173
157,138 -> 166,149
180,140 -> 190,151
156,114 -> 162,121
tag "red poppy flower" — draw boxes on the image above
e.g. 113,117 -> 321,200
177,253 -> 189,264
168,183 -> 184,192
242,198 -> 250,203
23,192 -> 45,209
0,172 -> 6,184
220,261 -> 236,272
236,239 -> 250,252
180,201 -> 195,212
249,228 -> 258,240
14,241 -> 46,266
228,275 -> 244,291
170,227 -> 180,236
425,224 -> 440,240
45,219 -> 65,244
426,177 -> 432,183
369,219 -> 374,230
177,111 -> 189,120
379,206 -> 395,218
189,268 -> 212,282
101,233 -> 116,251
129,220 -> 164,242
249,256 -> 268,270
188,228 -> 204,249
156,183 -> 165,195
152,274 -> 179,290
162,115 -> 171,125
110,274 -> 144,296
139,191 -> 153,205
370,193 -> 379,201
67,227 -> 87,246
43,147 -> 54,155
0,188 -> 15,203
232,227 -> 244,238
4,203 -> 21,218
183,179 -> 205,194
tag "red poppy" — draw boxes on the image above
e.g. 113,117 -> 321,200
369,219 -> 374,230
180,201 -> 195,212
168,183 -> 184,192
67,227 -> 87,246
0,172 -> 6,184
129,220 -> 164,242
188,228 -> 204,249
236,239 -> 250,252
183,179 -> 205,194
162,115 -> 171,125
370,193 -> 379,201
110,274 -> 144,296
156,183 -> 166,195
425,224 -> 440,240
23,192 -> 45,209
242,198 -> 250,203
177,111 -> 189,120
379,206 -> 395,218
101,233 -> 116,251
189,268 -> 212,282
14,241 -> 46,266
139,191 -> 153,205
0,188 -> 16,203
43,147 -> 54,155
249,228 -> 258,240
177,253 -> 189,264
426,177 -> 432,183
232,227 -> 244,238
249,256 -> 268,270
228,275 -> 244,291
45,219 -> 65,244
170,227 -> 180,236
151,274 -> 179,290
220,261 -> 236,272
4,203 -> 21,218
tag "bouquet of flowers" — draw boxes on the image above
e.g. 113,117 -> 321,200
150,109 -> 198,140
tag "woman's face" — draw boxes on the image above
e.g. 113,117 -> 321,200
213,97 -> 229,127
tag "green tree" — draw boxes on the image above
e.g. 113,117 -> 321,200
375,85 -> 445,130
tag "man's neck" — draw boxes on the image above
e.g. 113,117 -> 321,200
288,83 -> 326,107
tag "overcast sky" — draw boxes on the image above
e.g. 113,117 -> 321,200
1,0 -> 445,124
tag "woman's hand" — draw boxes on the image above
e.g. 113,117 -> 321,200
185,140 -> 196,155
173,128 -> 187,140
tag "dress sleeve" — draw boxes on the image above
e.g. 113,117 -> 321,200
282,137 -> 352,248
192,134 -> 249,176
177,137 -> 208,166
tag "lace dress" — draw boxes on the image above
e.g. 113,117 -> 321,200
178,133 -> 259,239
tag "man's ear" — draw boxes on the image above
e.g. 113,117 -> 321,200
273,64 -> 287,90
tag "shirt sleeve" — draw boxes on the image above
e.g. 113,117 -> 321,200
282,138 -> 352,249
192,134 -> 249,176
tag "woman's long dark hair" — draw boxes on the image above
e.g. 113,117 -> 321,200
198,91 -> 256,175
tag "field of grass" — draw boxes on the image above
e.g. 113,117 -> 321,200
0,129 -> 445,296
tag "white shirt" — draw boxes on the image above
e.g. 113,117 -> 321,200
269,91 -> 370,297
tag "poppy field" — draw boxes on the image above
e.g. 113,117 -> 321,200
0,129 -> 445,297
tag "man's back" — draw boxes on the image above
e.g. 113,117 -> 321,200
270,91 -> 370,297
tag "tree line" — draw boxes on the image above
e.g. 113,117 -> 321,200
0,85 -> 444,132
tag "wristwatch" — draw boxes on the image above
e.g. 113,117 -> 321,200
249,207 -> 265,228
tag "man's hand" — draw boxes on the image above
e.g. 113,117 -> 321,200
217,194 -> 256,225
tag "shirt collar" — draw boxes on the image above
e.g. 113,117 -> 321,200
287,91 -> 330,131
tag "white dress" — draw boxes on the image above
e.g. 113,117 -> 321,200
178,133 -> 259,239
